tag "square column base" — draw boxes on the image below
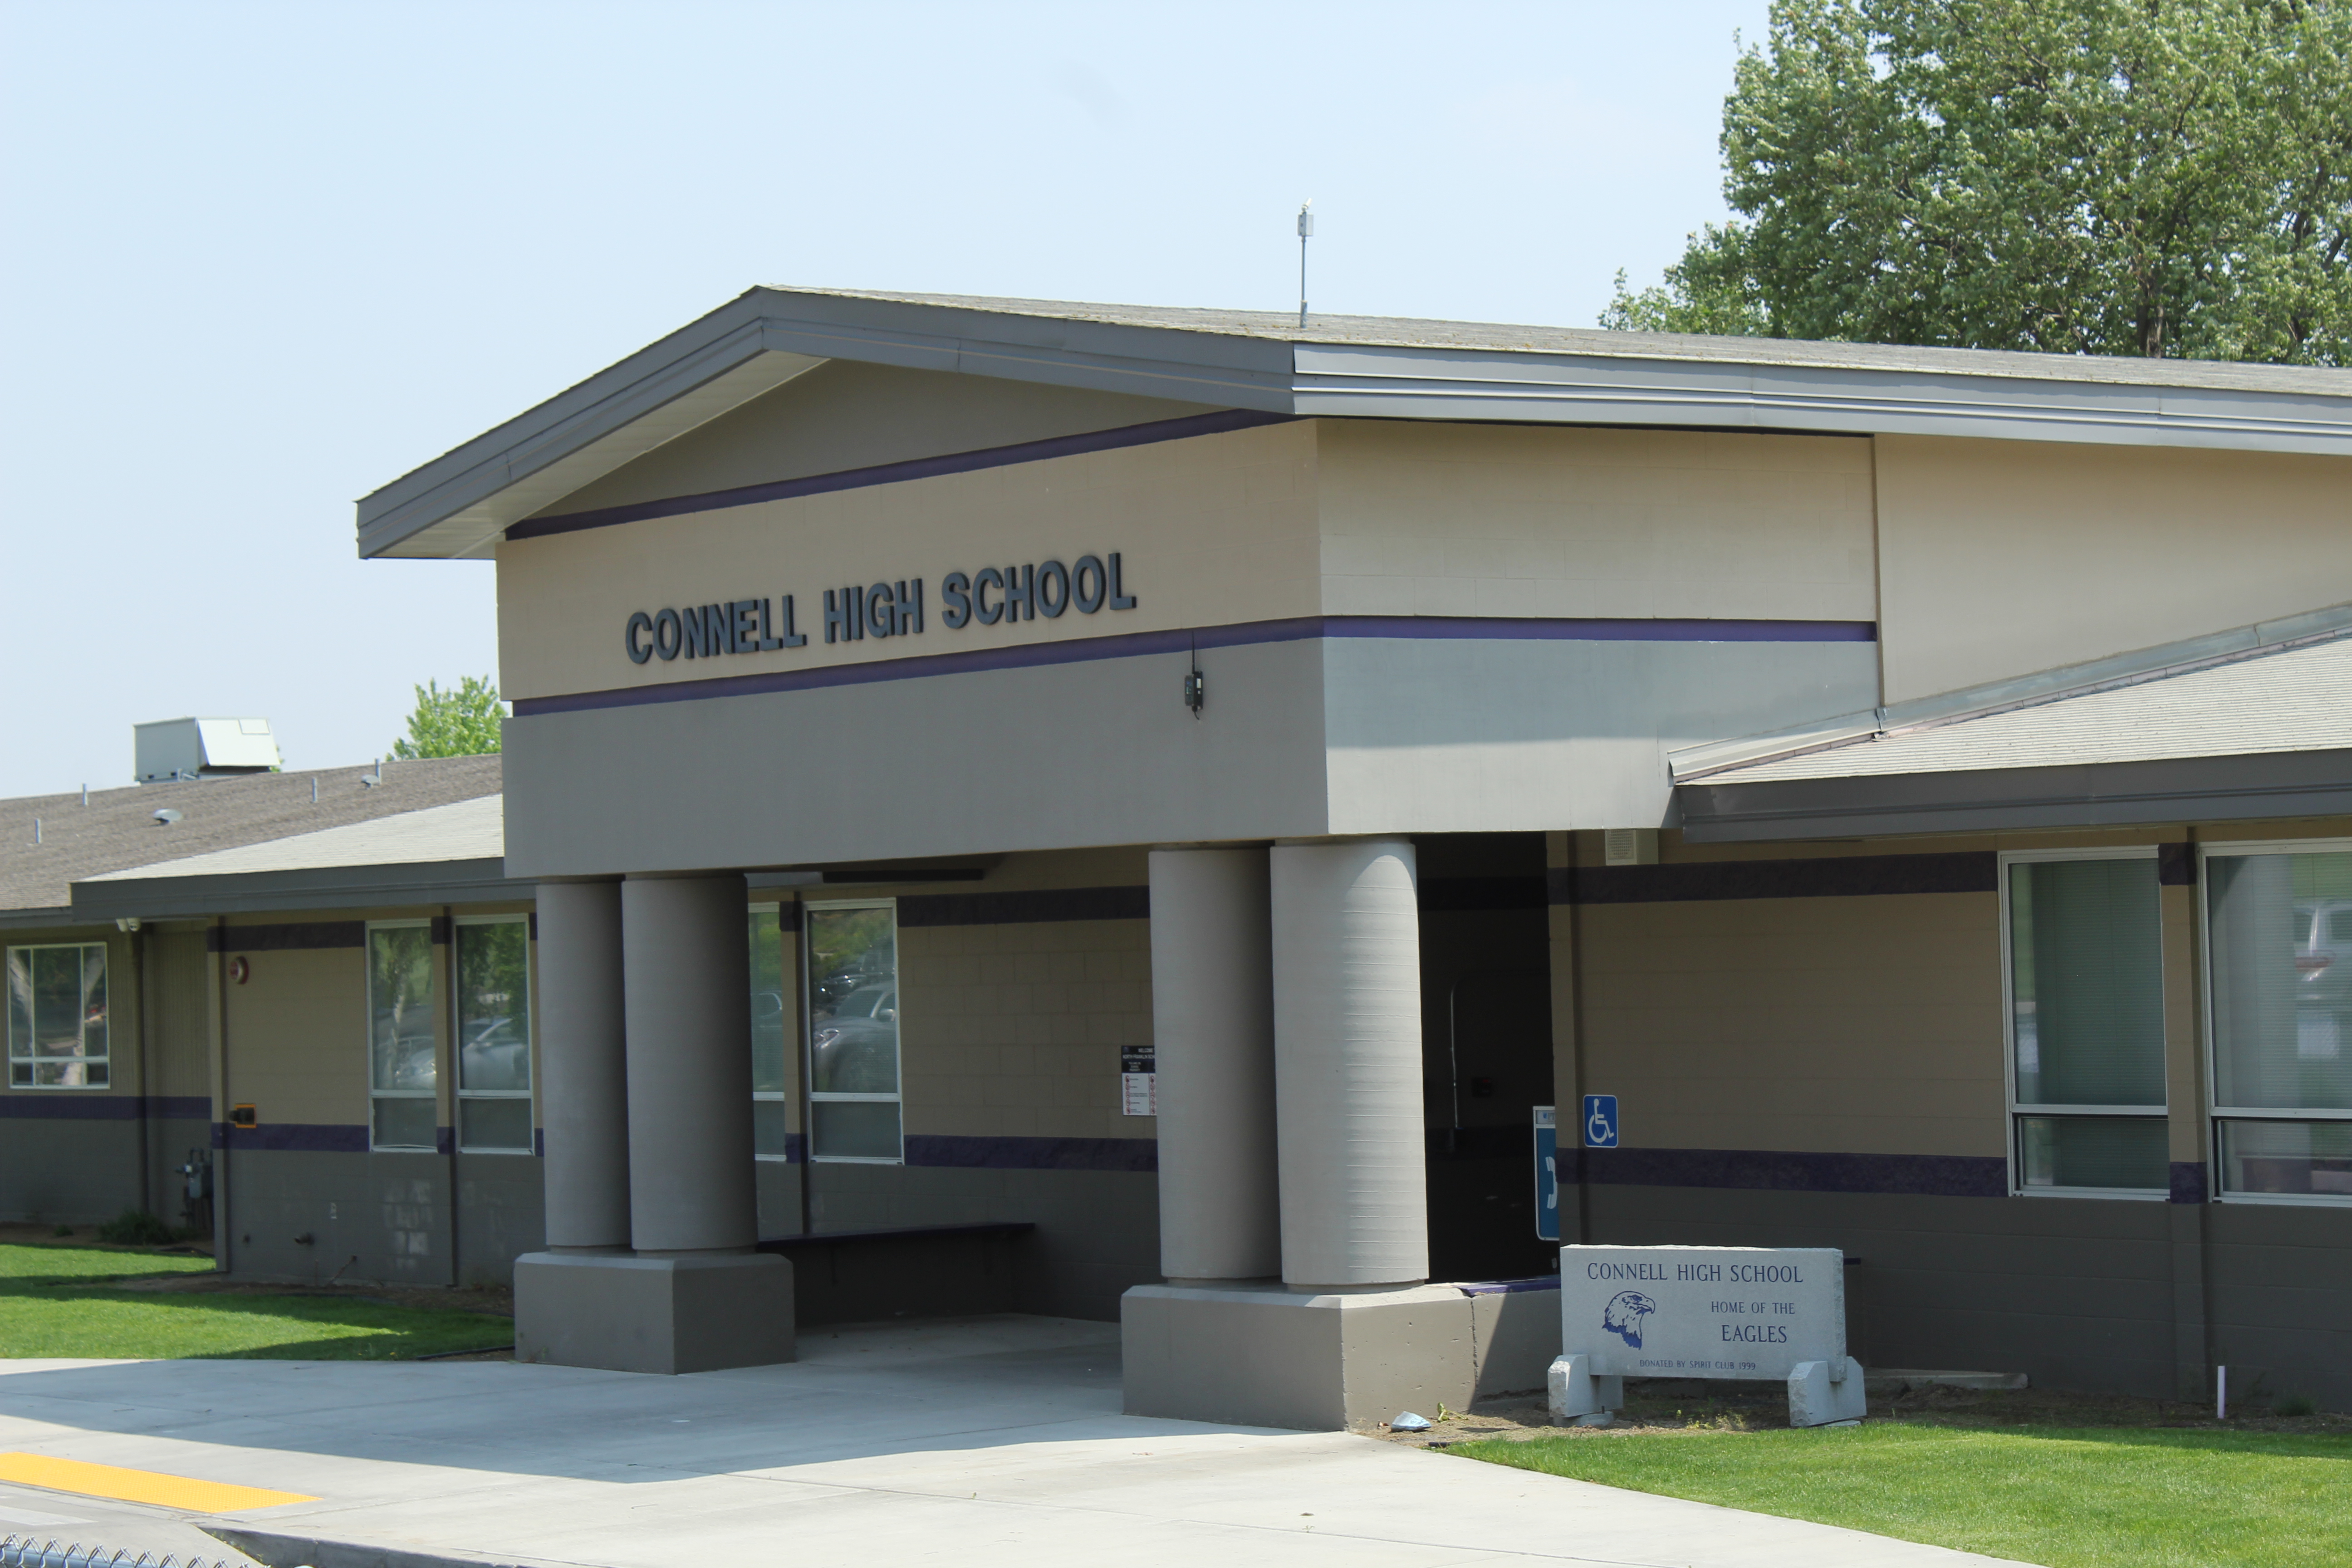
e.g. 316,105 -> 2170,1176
1121,1282 -> 1473,1430
515,1252 -> 795,1374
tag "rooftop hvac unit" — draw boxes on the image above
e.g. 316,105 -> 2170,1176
134,717 -> 281,783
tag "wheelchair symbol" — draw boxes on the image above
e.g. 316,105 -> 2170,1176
1583,1094 -> 1619,1149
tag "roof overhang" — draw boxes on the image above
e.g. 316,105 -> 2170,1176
359,287 -> 2352,561
68,857 -> 519,920
1677,747 -> 2352,843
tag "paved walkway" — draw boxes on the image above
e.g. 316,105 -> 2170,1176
0,1316 -> 2034,1568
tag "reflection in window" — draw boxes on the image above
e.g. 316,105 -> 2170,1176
455,918 -> 532,1153
805,902 -> 901,1161
6,943 -> 108,1088
368,923 -> 437,1150
2206,847 -> 2352,1202
2004,855 -> 2166,1194
750,906 -> 792,1159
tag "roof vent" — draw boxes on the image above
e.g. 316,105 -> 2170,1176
153,808 -> 182,826
134,717 -> 280,784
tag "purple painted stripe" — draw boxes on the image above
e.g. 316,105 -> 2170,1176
209,921 -> 364,953
508,409 -> 1300,540
1554,852 -> 1997,906
2170,1161 -> 2210,1205
513,614 -> 1875,719
1578,1146 -> 2008,1199
0,1094 -> 212,1122
898,885 -> 1147,928
903,1133 -> 1158,1173
213,1122 -> 372,1154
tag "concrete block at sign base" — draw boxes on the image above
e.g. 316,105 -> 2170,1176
1788,1357 -> 1867,1427
1547,1354 -> 1624,1423
1469,1287 -> 1564,1397
1122,1282 -> 1475,1430
514,1251 -> 794,1374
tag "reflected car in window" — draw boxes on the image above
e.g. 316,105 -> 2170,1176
812,984 -> 897,1093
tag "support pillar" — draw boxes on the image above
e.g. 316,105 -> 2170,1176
534,880 -> 630,1252
1124,838 -> 1472,1429
1146,847 -> 1280,1283
516,875 -> 793,1374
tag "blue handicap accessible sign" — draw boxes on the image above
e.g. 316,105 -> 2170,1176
1583,1094 -> 1620,1149
1532,1106 -> 1558,1242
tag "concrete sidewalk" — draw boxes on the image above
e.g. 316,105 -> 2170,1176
0,1315 -> 2035,1568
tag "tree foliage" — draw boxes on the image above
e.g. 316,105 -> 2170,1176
390,676 -> 505,760
1604,0 -> 2352,362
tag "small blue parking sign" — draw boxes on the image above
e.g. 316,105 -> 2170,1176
1583,1094 -> 1619,1149
1532,1106 -> 1558,1242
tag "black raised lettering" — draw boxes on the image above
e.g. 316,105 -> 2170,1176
625,612 -> 654,664
1072,555 -> 1105,613
974,567 -> 1004,626
779,594 -> 807,648
1003,564 -> 1034,622
896,578 -> 923,636
1108,550 -> 1137,609
942,572 -> 971,629
1036,559 -> 1069,618
866,582 -> 895,639
653,608 -> 682,660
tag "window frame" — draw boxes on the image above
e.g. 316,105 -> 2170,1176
366,918 -> 440,1153
5,941 -> 111,1090
802,896 -> 903,1166
2197,836 -> 2352,1207
451,913 -> 534,1156
750,901 -> 793,1163
1998,846 -> 2169,1201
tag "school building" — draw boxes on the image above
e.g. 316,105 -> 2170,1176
6,289 -> 2347,1426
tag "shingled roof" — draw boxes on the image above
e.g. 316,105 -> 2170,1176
0,754 -> 502,925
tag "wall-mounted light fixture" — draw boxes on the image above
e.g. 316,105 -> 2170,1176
1183,667 -> 1205,716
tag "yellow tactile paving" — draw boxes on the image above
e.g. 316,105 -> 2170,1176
0,1452 -> 313,1513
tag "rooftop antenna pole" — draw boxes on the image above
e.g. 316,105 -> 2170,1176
1297,200 -> 1314,328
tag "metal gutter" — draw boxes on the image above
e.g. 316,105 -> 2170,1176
69,858 -> 522,921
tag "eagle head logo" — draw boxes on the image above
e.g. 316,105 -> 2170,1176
1602,1290 -> 1658,1348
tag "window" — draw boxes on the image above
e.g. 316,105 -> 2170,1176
2002,851 -> 2167,1196
804,900 -> 900,1162
2204,841 -> 2352,1203
368,922 -> 437,1150
750,904 -> 792,1159
7,943 -> 108,1088
454,917 -> 532,1153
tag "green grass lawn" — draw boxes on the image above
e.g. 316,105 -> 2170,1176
1453,1421 -> 2352,1568
0,1243 -> 514,1362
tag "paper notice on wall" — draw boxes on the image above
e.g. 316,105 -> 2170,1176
1120,1047 -> 1156,1116
1121,1073 -> 1158,1116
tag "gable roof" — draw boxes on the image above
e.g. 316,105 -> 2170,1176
358,287 -> 2352,562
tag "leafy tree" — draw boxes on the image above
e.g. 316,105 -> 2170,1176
1605,0 -> 2352,363
390,676 -> 505,759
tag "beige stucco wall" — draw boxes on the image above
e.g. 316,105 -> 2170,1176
1875,434 -> 2352,705
498,419 -> 1322,702
1314,422 -> 1878,622
218,938 -> 368,1128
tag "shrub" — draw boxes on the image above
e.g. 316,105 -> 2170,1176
95,1210 -> 178,1246
2274,1394 -> 2318,1418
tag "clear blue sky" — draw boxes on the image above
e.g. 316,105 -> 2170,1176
0,0 -> 1769,799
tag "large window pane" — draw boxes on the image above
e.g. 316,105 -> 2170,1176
368,926 -> 436,1095
2208,850 -> 2352,1111
2019,1116 -> 2169,1190
2218,1119 -> 2352,1198
812,1100 -> 902,1161
808,907 -> 897,1097
2009,858 -> 2164,1106
7,945 -> 108,1088
750,908 -> 787,1094
456,922 -> 530,1092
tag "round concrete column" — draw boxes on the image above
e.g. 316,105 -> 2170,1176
621,875 -> 757,1254
1148,847 -> 1280,1281
1269,838 -> 1427,1287
536,879 -> 630,1252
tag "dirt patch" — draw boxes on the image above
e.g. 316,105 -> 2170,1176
1364,1379 -> 2352,1448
